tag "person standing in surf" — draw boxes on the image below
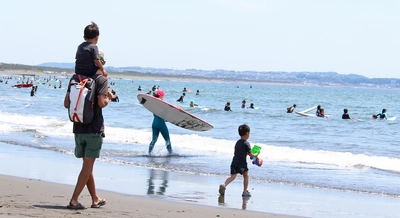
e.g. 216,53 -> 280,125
149,89 -> 172,155
176,93 -> 185,103
241,100 -> 246,109
219,124 -> 257,197
224,102 -> 232,111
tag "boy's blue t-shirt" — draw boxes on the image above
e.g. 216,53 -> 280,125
231,139 -> 251,168
75,42 -> 100,76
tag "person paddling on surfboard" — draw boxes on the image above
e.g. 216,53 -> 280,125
373,108 -> 388,120
149,90 -> 172,155
287,104 -> 296,113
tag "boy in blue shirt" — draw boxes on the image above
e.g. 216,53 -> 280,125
219,124 -> 257,197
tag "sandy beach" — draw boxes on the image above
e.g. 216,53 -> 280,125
0,69 -> 296,218
0,175 -> 295,218
2,68 -> 400,218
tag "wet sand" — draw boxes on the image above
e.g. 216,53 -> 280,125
0,175 -> 296,218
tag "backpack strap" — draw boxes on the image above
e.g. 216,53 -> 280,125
73,75 -> 89,112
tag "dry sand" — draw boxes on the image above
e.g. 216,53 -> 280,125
0,175 -> 296,218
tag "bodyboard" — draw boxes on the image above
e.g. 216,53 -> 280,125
137,94 -> 213,131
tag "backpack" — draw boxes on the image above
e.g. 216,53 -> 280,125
68,74 -> 101,124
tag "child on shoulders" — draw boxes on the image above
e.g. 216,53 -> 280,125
75,22 -> 108,78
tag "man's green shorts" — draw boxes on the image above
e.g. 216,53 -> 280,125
74,133 -> 103,158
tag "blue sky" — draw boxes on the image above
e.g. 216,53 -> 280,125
1,0 -> 399,78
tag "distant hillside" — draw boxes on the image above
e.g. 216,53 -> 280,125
0,62 -> 74,74
37,62 -> 74,69
1,62 -> 399,88
38,62 -> 400,87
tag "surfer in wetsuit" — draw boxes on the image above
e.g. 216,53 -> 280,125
176,93 -> 185,103
287,104 -> 296,113
342,108 -> 353,119
315,105 -> 321,116
110,89 -> 119,102
317,108 -> 325,118
374,108 -> 388,120
149,89 -> 172,155
224,102 -> 232,111
30,86 -> 35,97
241,100 -> 246,109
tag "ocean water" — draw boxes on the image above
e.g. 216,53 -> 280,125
1,74 -> 400,217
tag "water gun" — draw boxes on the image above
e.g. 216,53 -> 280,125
250,145 -> 263,167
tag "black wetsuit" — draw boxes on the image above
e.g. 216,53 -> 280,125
177,96 -> 184,103
342,113 -> 350,119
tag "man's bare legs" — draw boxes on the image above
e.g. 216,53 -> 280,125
70,157 -> 103,206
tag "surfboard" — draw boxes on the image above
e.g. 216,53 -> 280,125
372,115 -> 396,121
137,94 -> 213,131
295,112 -> 315,117
295,111 -> 329,118
298,106 -> 317,114
295,106 -> 317,117
295,106 -> 329,118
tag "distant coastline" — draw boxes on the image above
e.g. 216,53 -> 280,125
0,63 -> 305,86
1,62 -> 399,88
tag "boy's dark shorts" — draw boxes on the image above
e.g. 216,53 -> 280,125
230,165 -> 248,175
74,133 -> 103,158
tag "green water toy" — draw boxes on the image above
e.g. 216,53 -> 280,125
251,144 -> 261,155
